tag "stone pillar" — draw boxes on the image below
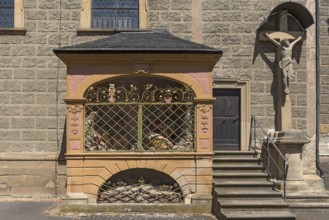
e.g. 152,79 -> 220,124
268,130 -> 309,182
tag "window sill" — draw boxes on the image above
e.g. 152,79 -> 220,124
0,28 -> 26,35
77,28 -> 150,36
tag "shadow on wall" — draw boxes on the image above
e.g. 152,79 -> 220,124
320,159 -> 329,190
58,118 -> 66,165
327,18 -> 329,33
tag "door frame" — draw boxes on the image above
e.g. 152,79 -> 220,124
213,78 -> 250,151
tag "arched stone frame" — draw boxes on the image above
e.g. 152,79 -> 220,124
65,72 -> 214,153
67,73 -> 212,101
80,0 -> 148,29
82,160 -> 192,203
213,78 -> 250,151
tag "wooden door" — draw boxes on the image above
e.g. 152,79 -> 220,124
213,89 -> 240,151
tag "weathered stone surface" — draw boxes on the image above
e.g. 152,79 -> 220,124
0,131 -> 20,141
11,118 -> 35,129
148,0 -> 170,10
0,81 -> 20,92
38,0 -> 59,9
22,131 -> 47,141
26,10 -> 48,20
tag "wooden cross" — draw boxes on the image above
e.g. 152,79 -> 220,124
260,10 -> 305,131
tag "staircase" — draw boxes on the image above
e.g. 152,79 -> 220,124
286,191 -> 329,209
212,151 -> 296,220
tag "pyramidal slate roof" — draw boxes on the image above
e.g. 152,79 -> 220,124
54,29 -> 222,55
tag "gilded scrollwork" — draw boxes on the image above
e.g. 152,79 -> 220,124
85,82 -> 195,104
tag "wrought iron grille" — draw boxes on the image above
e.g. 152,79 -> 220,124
91,0 -> 139,29
84,78 -> 195,152
0,0 -> 14,28
97,168 -> 183,203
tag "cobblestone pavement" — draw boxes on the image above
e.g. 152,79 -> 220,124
0,202 -> 217,220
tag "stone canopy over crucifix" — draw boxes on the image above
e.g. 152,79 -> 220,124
260,9 -> 305,131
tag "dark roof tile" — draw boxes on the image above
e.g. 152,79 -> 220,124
54,29 -> 222,54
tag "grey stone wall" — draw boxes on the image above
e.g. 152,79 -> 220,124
0,0 -> 80,197
320,0 -> 329,131
319,0 -> 329,189
0,0 -> 323,197
202,0 -> 309,131
0,0 -> 120,198
148,0 -> 193,40
149,0 -> 310,131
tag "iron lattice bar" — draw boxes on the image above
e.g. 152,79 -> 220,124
84,79 -> 196,152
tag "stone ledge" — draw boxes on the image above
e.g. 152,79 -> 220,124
0,28 -> 26,35
0,152 -> 60,161
65,152 -> 214,160
60,203 -> 212,214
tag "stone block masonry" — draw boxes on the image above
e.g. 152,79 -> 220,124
319,0 -> 329,189
320,0 -> 329,134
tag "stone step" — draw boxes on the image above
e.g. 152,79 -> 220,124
218,199 -> 289,209
213,172 -> 269,179
213,180 -> 274,188
286,191 -> 329,202
213,151 -> 258,159
213,177 -> 267,183
288,202 -> 329,209
212,151 -> 292,219
220,210 -> 296,220
0,181 -> 9,195
213,164 -> 264,171
215,189 -> 282,199
213,158 -> 261,166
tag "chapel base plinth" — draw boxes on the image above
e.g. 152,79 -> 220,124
61,193 -> 89,205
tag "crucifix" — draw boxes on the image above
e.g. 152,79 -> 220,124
260,10 -> 305,131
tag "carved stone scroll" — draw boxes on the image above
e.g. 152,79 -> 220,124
67,104 -> 83,135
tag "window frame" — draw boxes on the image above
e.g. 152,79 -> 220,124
0,0 -> 25,35
80,0 -> 148,31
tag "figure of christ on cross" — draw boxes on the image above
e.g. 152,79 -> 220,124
263,30 -> 305,94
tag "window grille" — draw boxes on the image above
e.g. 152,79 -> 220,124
91,0 -> 139,29
0,0 -> 14,28
84,77 -> 195,152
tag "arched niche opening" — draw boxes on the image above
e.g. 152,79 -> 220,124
268,2 -> 314,29
97,168 -> 184,204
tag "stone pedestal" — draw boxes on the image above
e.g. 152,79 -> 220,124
268,130 -> 309,182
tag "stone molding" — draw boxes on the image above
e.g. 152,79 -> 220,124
0,152 -> 59,161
